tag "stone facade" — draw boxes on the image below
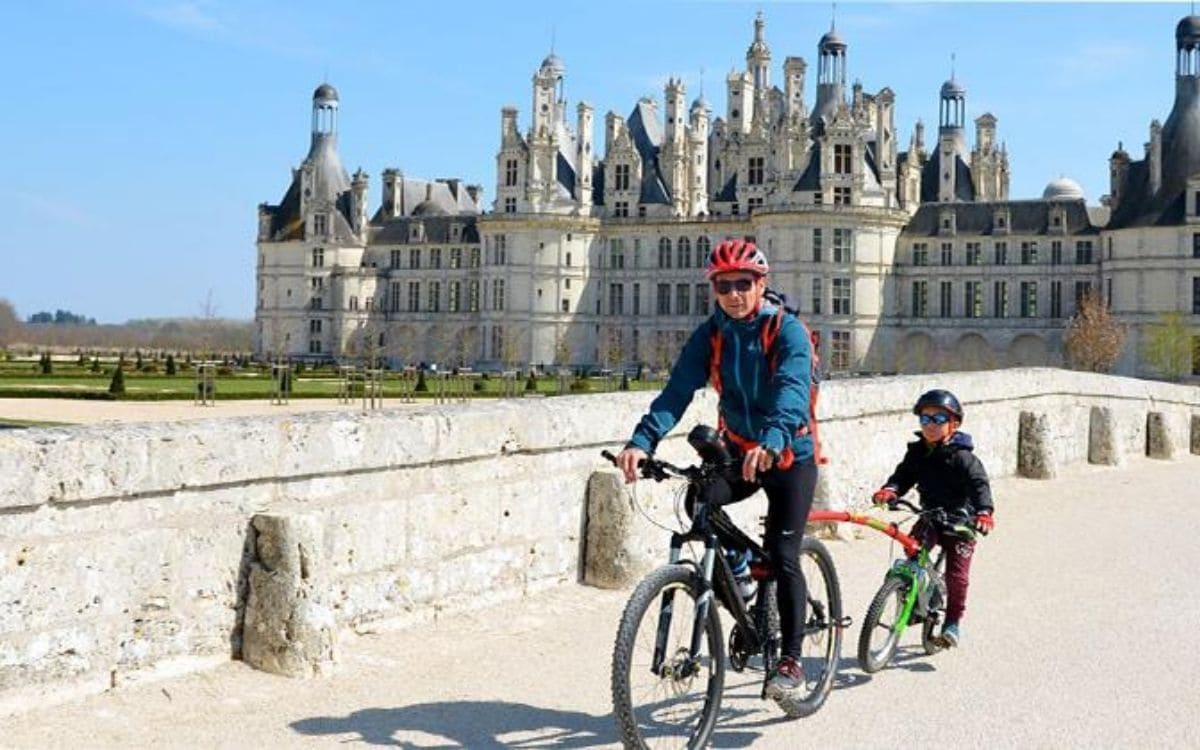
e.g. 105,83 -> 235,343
254,13 -> 1200,381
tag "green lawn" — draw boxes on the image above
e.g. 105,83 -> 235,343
0,360 -> 661,401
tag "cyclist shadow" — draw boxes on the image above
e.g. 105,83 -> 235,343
887,646 -> 938,673
290,701 -> 614,748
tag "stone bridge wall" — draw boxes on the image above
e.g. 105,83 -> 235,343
1,368 -> 1197,709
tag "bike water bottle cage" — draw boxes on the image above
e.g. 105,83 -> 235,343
917,413 -> 951,426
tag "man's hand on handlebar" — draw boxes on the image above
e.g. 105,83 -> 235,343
741,446 -> 774,482
615,447 -> 648,484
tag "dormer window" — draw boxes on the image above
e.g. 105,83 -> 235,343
939,210 -> 956,236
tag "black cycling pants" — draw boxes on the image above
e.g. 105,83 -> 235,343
697,458 -> 818,659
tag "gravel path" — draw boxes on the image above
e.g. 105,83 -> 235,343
2,456 -> 1198,748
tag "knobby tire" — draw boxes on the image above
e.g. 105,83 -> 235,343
858,575 -> 909,673
612,564 -> 725,749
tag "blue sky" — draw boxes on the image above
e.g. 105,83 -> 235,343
1,1 -> 1191,323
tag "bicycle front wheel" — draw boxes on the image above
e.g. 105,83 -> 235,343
612,564 -> 726,749
858,576 -> 909,673
773,536 -> 843,719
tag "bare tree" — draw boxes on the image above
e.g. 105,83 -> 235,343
652,331 -> 675,375
0,298 -> 19,348
1063,291 -> 1127,373
499,325 -> 523,371
600,328 -> 624,370
1142,312 -> 1195,381
455,326 -> 480,369
553,327 -> 572,369
430,323 -> 456,369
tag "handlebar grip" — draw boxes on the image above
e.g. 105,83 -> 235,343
600,449 -> 618,466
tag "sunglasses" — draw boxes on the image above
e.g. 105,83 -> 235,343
918,413 -> 951,426
713,278 -> 755,295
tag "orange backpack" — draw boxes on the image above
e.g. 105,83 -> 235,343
707,289 -> 828,468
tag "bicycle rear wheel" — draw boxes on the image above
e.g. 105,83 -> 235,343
857,576 -> 908,673
772,536 -> 842,719
612,564 -> 725,749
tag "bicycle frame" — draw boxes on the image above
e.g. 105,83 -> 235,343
653,497 -> 770,677
879,547 -> 940,642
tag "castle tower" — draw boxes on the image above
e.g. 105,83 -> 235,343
300,83 -> 351,221
661,78 -> 688,215
576,101 -> 594,208
528,54 -> 565,208
811,26 -> 847,127
783,56 -> 807,121
936,75 -> 970,202
689,94 -> 711,215
746,11 -> 771,127
350,168 -> 368,241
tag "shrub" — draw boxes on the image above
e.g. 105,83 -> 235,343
569,378 -> 592,392
135,351 -> 144,370
524,372 -> 538,392
415,371 -> 428,392
620,372 -> 630,391
90,357 -> 101,373
141,363 -> 159,374
39,353 -> 52,375
108,366 -> 125,395
216,365 -> 234,377
165,354 -> 176,376
472,379 -> 486,392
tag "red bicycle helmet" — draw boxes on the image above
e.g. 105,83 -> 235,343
704,238 -> 769,279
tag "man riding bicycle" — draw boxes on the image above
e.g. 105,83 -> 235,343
615,238 -> 817,704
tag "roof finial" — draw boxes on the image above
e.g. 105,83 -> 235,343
831,1 -> 837,30
700,66 -> 705,97
951,52 -> 956,79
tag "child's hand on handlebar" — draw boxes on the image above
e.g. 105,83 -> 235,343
615,447 -> 648,484
973,511 -> 994,535
871,486 -> 898,507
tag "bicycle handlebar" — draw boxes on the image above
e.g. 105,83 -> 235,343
879,498 -> 983,540
600,449 -> 691,482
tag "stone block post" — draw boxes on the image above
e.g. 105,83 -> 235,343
241,513 -> 337,677
1146,412 -> 1175,459
1191,414 -> 1200,455
1018,411 -> 1055,479
1088,406 -> 1120,465
583,470 -> 650,589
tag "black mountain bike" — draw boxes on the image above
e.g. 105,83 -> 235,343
603,425 -> 844,749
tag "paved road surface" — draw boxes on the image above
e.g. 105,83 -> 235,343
3,457 -> 1198,748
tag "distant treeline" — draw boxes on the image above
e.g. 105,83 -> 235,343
26,309 -> 97,326
0,298 -> 252,353
4,319 -> 254,353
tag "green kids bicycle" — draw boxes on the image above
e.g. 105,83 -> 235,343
856,498 -> 980,672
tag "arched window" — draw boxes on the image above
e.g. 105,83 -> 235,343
677,237 -> 691,268
696,236 -> 711,267
658,237 -> 672,268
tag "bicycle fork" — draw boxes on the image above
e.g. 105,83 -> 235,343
651,533 -> 721,680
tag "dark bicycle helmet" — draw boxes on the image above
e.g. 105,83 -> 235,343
912,388 -> 963,421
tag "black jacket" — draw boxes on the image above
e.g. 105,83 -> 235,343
883,431 -> 993,520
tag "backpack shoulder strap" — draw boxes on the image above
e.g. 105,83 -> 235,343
707,317 -> 724,394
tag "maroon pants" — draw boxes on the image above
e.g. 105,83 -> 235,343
913,522 -> 976,624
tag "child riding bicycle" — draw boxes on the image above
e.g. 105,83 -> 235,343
615,238 -> 817,704
872,389 -> 994,648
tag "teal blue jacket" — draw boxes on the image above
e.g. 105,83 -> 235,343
628,302 -> 814,460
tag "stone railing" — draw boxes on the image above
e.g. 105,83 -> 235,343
1,368 -> 1197,711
